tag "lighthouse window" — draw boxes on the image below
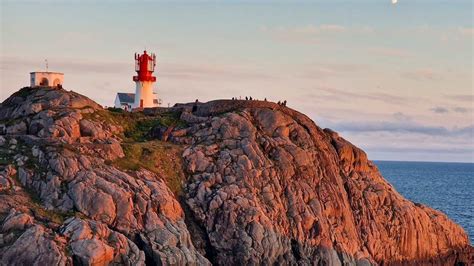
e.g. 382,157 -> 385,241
148,60 -> 153,71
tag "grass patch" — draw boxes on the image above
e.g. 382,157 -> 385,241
113,140 -> 186,195
123,111 -> 188,142
29,202 -> 74,225
83,109 -> 187,142
5,170 -> 72,225
106,107 -> 125,113
124,119 -> 162,142
0,147 -> 13,166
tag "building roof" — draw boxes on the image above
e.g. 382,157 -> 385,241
30,71 -> 64,75
117,93 -> 135,103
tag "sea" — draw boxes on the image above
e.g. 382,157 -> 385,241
374,161 -> 474,243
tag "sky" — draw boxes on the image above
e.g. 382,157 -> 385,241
1,0 -> 473,162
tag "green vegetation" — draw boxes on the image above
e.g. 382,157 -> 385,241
83,109 -> 187,142
4,171 -> 73,225
0,147 -> 11,166
29,202 -> 74,225
84,109 -> 189,194
122,111 -> 188,142
124,119 -> 162,142
113,140 -> 186,195
106,107 -> 125,113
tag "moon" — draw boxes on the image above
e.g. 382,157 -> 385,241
392,0 -> 398,4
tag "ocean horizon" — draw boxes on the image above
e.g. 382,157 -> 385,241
374,159 -> 474,164
374,160 -> 474,243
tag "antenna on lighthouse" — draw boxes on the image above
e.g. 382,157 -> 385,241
45,59 -> 49,71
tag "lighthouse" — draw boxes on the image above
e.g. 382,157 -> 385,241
113,51 -> 160,110
133,50 -> 157,108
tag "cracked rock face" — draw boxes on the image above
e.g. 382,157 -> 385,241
0,87 -> 209,266
0,88 -> 472,265
176,103 -> 473,265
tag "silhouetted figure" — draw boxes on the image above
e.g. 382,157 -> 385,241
264,98 -> 267,101
245,96 -> 248,100
283,100 -> 287,106
192,99 -> 199,113
277,101 -> 281,105
249,96 -> 253,100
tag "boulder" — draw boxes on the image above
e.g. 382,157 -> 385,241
2,209 -> 34,232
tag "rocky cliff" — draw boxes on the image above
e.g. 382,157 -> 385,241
0,87 -> 472,265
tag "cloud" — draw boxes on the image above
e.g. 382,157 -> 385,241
327,120 -> 473,137
302,86 -> 416,105
402,68 -> 442,81
160,63 -> 275,81
260,24 -> 373,44
428,106 -> 471,115
316,24 -> 346,32
430,106 -> 449,114
261,24 -> 346,35
392,112 -> 412,121
365,146 -> 474,155
320,114 -> 474,162
296,63 -> 367,79
453,107 -> 469,113
446,94 -> 474,102
410,25 -> 473,43
458,27 -> 474,37
0,56 -> 131,74
0,55 -> 275,82
369,47 -> 413,58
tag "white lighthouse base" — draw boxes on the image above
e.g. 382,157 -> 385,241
133,81 -> 158,108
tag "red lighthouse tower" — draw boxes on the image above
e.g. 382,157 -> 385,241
133,51 -> 157,108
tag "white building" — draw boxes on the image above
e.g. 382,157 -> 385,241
114,50 -> 160,110
114,92 -> 160,110
30,72 -> 64,87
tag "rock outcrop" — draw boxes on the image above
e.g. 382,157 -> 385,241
0,87 -> 208,266
174,102 -> 473,265
0,87 -> 472,265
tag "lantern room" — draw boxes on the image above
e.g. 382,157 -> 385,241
133,50 -> 156,82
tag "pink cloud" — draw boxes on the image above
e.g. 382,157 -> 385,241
260,24 -> 373,44
369,47 -> 413,58
458,27 -> 474,37
402,68 -> 442,81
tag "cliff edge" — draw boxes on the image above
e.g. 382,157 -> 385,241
0,87 -> 472,265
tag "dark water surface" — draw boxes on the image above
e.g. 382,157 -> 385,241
374,161 -> 473,243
